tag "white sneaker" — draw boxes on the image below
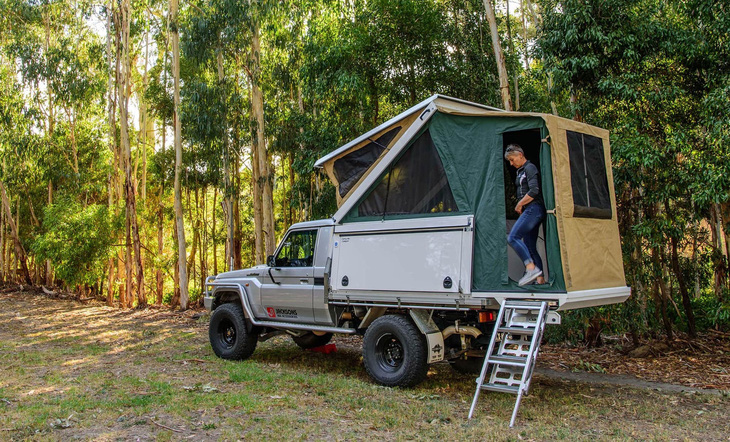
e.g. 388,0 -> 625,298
518,268 -> 543,286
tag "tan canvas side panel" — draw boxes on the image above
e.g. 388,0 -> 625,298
323,112 -> 420,207
544,116 -> 626,292
541,118 -> 575,289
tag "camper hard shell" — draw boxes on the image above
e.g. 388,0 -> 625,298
204,95 -> 630,389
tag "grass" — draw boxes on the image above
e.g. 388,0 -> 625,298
1,292 -> 728,440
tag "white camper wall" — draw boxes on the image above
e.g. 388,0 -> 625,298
330,215 -> 474,295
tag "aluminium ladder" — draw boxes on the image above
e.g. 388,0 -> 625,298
468,299 -> 549,427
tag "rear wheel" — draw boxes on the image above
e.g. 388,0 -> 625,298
362,315 -> 428,387
292,332 -> 333,349
209,303 -> 259,360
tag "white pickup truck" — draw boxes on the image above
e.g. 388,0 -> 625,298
204,95 -> 630,387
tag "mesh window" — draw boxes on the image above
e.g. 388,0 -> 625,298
567,131 -> 612,219
333,127 -> 402,197
274,229 -> 318,267
358,129 -> 458,217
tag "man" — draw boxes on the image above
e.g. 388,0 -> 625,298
504,144 -> 546,286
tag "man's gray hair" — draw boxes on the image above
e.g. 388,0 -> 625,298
504,144 -> 524,160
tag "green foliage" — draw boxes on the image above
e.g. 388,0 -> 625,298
32,200 -> 120,287
537,0 -> 730,339
692,294 -> 730,331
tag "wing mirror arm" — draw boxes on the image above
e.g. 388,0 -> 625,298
267,255 -> 281,285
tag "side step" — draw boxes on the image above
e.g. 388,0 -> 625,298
468,300 -> 549,427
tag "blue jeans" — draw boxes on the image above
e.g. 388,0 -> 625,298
508,202 -> 546,272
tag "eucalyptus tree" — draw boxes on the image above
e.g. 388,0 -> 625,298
170,0 -> 190,309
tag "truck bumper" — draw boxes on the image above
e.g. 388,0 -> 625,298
204,296 -> 215,311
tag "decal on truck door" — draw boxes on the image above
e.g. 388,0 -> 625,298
266,307 -> 298,319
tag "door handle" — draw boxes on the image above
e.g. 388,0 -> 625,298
300,279 -> 309,284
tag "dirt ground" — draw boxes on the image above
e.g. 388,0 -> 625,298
1,289 -> 728,440
539,334 -> 730,392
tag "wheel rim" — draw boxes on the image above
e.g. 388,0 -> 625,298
217,318 -> 237,348
375,333 -> 404,372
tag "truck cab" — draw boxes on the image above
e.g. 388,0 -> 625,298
206,220 -> 336,325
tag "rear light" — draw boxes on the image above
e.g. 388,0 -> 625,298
478,311 -> 495,323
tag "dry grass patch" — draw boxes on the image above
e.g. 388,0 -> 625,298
1,291 -> 728,440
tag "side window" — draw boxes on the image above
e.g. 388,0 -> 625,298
357,129 -> 458,217
567,131 -> 612,219
333,126 -> 402,197
275,230 -> 318,267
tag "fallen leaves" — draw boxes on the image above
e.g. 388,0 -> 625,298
540,332 -> 730,390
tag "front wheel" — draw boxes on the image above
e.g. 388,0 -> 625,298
362,315 -> 428,387
209,303 -> 259,360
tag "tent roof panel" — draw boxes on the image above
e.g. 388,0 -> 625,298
313,95 -> 503,169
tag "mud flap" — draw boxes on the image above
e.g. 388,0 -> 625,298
409,310 -> 444,363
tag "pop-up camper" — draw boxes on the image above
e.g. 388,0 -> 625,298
315,94 -> 628,309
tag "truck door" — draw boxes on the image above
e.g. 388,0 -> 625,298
260,229 -> 317,323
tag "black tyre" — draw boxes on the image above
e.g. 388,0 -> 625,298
362,315 -> 428,388
209,303 -> 259,360
292,332 -> 333,349
449,356 -> 486,375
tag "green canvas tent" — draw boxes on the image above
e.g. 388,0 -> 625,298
315,95 -> 626,303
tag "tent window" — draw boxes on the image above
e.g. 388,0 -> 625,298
567,131 -> 612,219
358,129 -> 458,217
333,127 -> 402,197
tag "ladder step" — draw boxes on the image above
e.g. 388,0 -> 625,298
498,326 -> 535,335
481,383 -> 520,394
503,301 -> 546,310
488,355 -> 527,367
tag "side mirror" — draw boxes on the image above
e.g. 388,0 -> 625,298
266,255 -> 276,267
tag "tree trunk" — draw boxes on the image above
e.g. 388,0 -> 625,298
506,0 -> 519,110
670,234 -> 696,337
524,0 -> 558,116
218,49 -> 234,273
156,187 -> 164,305
712,203 -> 728,299
652,246 -> 673,341
171,0 -> 189,310
187,189 -> 199,286
212,188 -> 218,275
200,187 -> 207,294
45,181 -> 53,285
233,160 -> 242,268
483,0 -> 512,110
520,0 -> 529,70
0,198 -> 4,283
117,0 -> 145,308
0,182 -> 32,285
251,23 -> 276,260
139,30 -> 152,202
106,0 -> 118,306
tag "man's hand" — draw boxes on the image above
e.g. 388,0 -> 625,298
515,204 -> 523,214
